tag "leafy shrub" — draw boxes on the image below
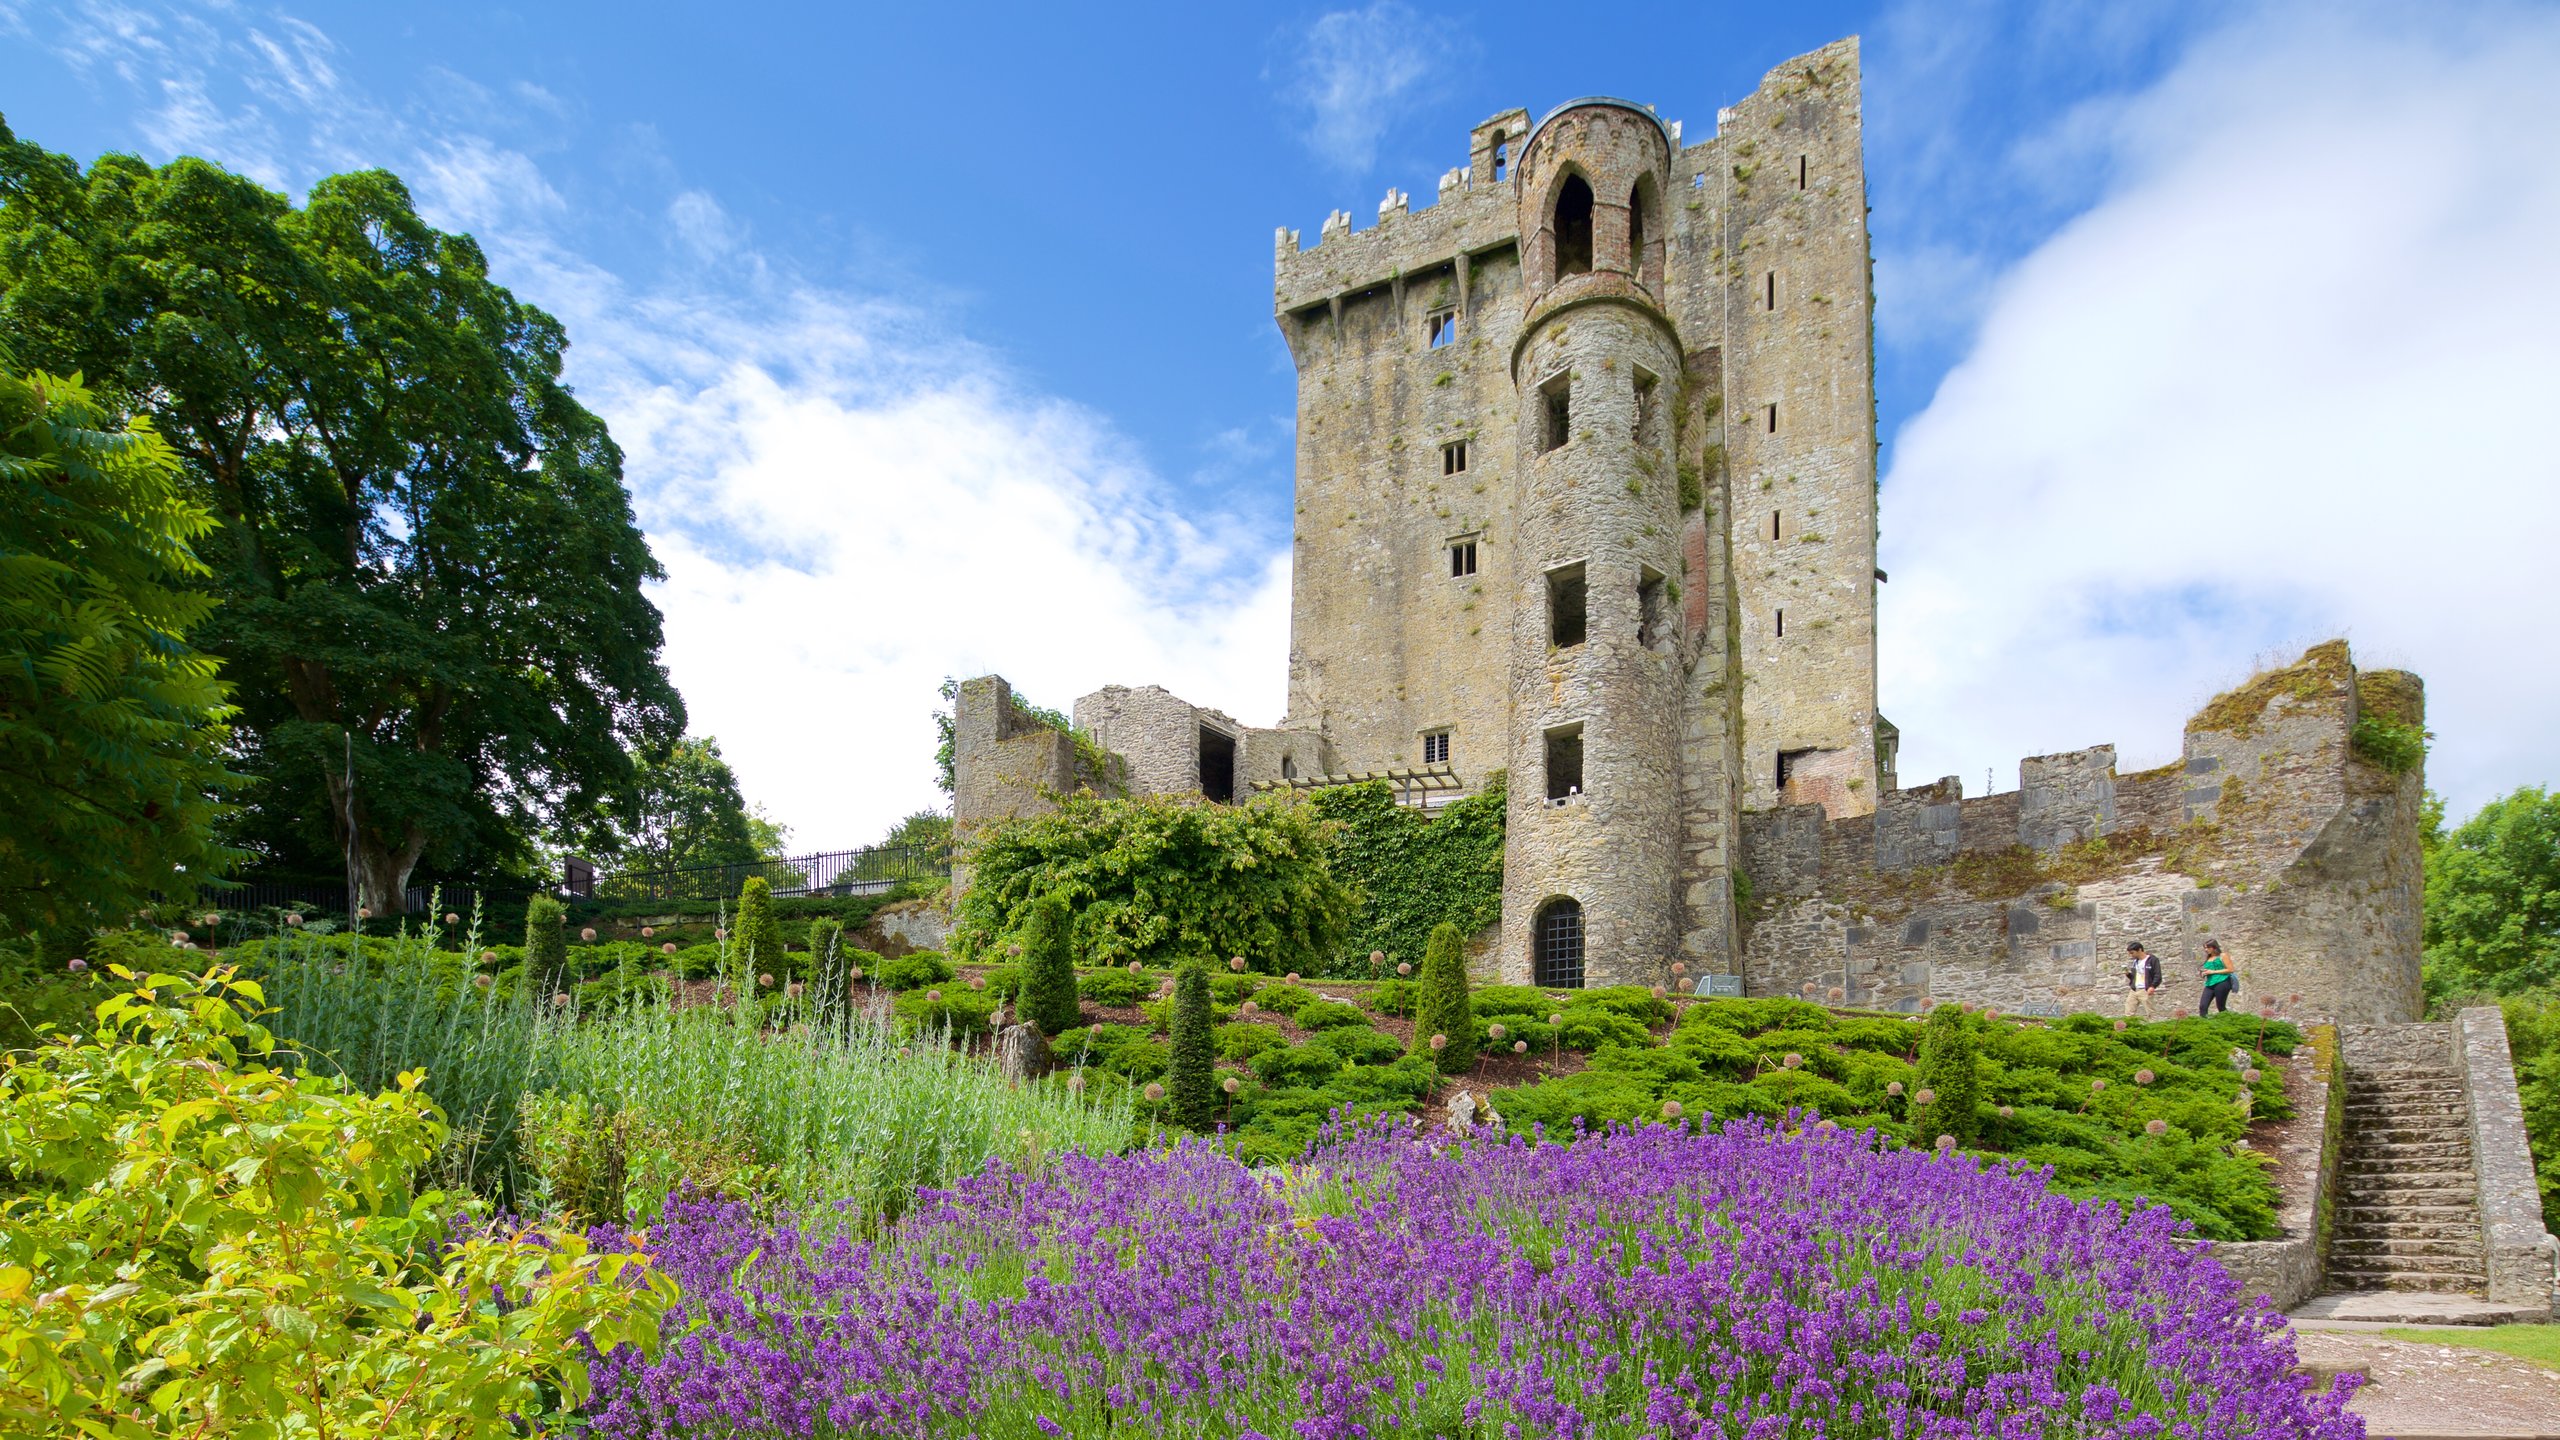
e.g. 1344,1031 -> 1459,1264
670,941 -> 724,979
1365,978 -> 1418,1016
894,985 -> 999,1035
1017,892 -> 1081,1035
0,965 -> 674,1436
2497,996 -> 2560,1231
1413,921 -> 1474,1075
1251,1041 -> 1344,1089
806,916 -> 847,968
0,936 -> 94,1049
1168,962 -> 1216,1130
1313,1025 -> 1406,1066
1293,998 -> 1369,1031
1311,774 -> 1507,975
1248,982 -> 1316,1015
1214,1021 -> 1287,1061
873,950 -> 954,991
951,790 -> 1354,975
520,1090 -> 769,1228
1208,971 -> 1263,1004
1073,966 -> 1152,1007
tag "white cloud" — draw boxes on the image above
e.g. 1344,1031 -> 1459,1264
412,136 -> 561,232
1879,2 -> 2560,818
1285,1 -> 1447,173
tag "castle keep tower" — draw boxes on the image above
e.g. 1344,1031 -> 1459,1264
1499,101 -> 1689,984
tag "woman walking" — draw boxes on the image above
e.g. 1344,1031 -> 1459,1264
2198,939 -> 2236,1015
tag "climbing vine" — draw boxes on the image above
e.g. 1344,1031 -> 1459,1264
1311,773 -> 1507,975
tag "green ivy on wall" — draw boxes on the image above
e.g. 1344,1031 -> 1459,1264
1312,772 -> 1506,974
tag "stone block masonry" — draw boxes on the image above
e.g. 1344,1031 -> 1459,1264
1737,643 -> 2426,1025
2451,1007 -> 2558,1315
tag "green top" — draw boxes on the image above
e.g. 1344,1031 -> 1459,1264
2201,952 -> 2233,983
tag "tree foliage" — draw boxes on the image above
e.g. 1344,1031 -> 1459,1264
1016,891 -> 1080,1036
0,119 -> 681,911
0,369 -> 239,939
575,736 -> 776,876
1311,774 -> 1506,974
1414,921 -> 1474,1076
951,791 -> 1352,974
1166,961 -> 1216,1130
0,964 -> 674,1436
2424,786 -> 2560,1004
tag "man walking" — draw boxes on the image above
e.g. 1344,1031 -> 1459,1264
2123,942 -> 2162,1019
2198,939 -> 2236,1015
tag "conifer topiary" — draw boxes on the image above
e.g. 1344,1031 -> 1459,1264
806,916 -> 846,971
734,876 -> 787,974
1017,892 -> 1081,1035
1413,921 -> 1475,1075
1167,960 -> 1217,1129
1911,1004 -> 1981,1146
524,894 -> 568,986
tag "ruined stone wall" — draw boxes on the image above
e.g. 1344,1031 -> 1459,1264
950,675 -> 1076,896
1072,685 -> 1209,799
1737,644 -> 2424,1024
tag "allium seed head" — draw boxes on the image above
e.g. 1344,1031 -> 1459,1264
1286,972 -> 1301,983
1513,1040 -> 1527,1053
1369,951 -> 1386,967
1661,1100 -> 1683,1119
2243,1068 -> 2262,1083
1488,1023 -> 1507,1040
581,927 -> 597,942
1936,1134 -> 1956,1151
1827,986 -> 1845,1002
1650,985 -> 1667,1000
444,912 -> 460,925
1397,962 -> 1412,976
1783,1052 -> 1803,1068
1128,961 -> 1143,974
1548,1013 -> 1563,1026
1230,956 -> 1247,972
484,950 -> 500,963
358,907 -> 371,919
2134,1069 -> 2155,1085
473,973 -> 491,988
1887,1081 -> 1905,1097
2145,1119 -> 2168,1136
641,926 -> 654,938
1241,1000 -> 1258,1015
926,989 -> 942,1003
760,973 -> 775,988
1066,1073 -> 1085,1092
552,992 -> 570,1009
662,943 -> 677,955
286,913 -> 304,926
1143,1083 -> 1165,1102
1997,1105 -> 2015,1119
67,958 -> 86,972
969,976 -> 985,990
2113,1019 -> 2129,1031
1428,1033 -> 1448,1051
1223,1077 -> 1240,1094
2091,1078 -> 2108,1092
1914,1088 -> 1935,1105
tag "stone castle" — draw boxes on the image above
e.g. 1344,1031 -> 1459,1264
953,37 -> 2429,1029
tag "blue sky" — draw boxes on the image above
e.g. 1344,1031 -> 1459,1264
6,0 -> 2556,845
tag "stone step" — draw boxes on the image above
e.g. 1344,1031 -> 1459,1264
2343,1094 -> 2469,1114
2345,1076 -> 2466,1093
2341,1159 -> 2475,1181
2321,1267 -> 2487,1294
2344,1137 -> 2467,1158
2346,1124 -> 2475,1145
2343,1103 -> 2470,1122
2344,1229 -> 2478,1250
2336,1203 -> 2482,1223
2332,1218 -> 2485,1243
2338,1191 -> 2481,1212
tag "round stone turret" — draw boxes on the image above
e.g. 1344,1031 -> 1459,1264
1498,99 -> 1688,990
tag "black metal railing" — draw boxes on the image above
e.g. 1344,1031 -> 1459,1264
585,842 -> 950,905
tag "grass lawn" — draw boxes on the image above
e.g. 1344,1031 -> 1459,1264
2379,1324 -> 2560,1371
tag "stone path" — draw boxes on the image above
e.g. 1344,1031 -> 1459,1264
2291,1328 -> 2560,1439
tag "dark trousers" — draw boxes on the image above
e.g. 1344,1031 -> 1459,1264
2199,979 -> 2234,1016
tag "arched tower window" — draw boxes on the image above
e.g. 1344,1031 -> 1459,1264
1626,181 -> 1647,277
1553,176 -> 1593,279
1535,898 -> 1585,988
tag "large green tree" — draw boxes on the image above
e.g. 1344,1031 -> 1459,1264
0,119 -> 681,911
0,369 -> 238,938
573,736 -> 776,876
2424,786 -> 2560,1004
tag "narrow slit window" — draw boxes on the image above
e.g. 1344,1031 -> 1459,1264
1426,309 -> 1458,348
1692,172 -> 1706,190
1776,607 -> 1785,638
1772,511 -> 1781,541
1442,439 -> 1468,475
1547,563 -> 1587,648
1638,568 -> 1667,650
1798,155 -> 1807,189
1766,271 -> 1776,311
1540,374 -> 1572,453
1766,402 -> 1778,434
1421,730 -> 1450,765
1627,181 -> 1647,275
1633,369 -> 1658,444
1544,724 -> 1584,801
1448,540 -> 1477,578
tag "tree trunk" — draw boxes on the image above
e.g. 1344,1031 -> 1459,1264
317,759 -> 429,915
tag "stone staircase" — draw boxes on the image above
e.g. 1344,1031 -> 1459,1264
2329,1024 -> 2488,1296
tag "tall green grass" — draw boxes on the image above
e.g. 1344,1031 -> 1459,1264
535,956 -> 1135,1220
241,904 -> 547,1196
